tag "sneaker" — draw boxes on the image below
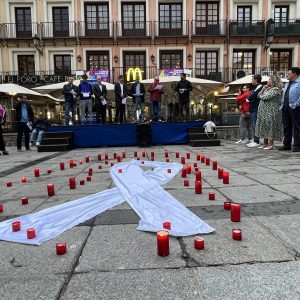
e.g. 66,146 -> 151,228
247,139 -> 254,144
29,142 -> 33,147
241,139 -> 248,144
235,139 -> 244,144
247,142 -> 255,147
149,119 -> 152,122
2,150 -> 9,155
17,149 -> 23,152
158,119 -> 162,122
36,142 -> 40,146
247,142 -> 260,148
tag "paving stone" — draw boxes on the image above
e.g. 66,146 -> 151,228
270,183 -> 300,199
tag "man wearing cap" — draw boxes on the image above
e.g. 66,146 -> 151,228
93,76 -> 108,124
78,74 -> 93,124
175,73 -> 193,121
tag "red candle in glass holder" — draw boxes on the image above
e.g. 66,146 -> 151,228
98,165 -> 102,170
27,228 -> 36,239
194,167 -> 199,172
175,151 -> 179,158
69,177 -> 76,189
122,151 -> 126,158
113,152 -> 117,159
21,177 -> 27,183
184,180 -> 189,187
218,168 -> 224,179
205,158 -> 210,165
12,221 -> 21,232
196,154 -> 201,161
201,155 -> 205,163
141,160 -> 144,164
56,243 -> 67,255
87,176 -> 92,181
105,160 -> 109,165
60,162 -> 65,170
34,168 -> 40,177
223,172 -> 229,184
0,204 -> 3,213
151,157 -> 154,161
79,160 -> 83,165
181,168 -> 187,178
212,161 -> 218,170
167,168 -> 171,173
224,202 -> 231,210
194,236 -> 204,250
6,182 -> 12,187
69,160 -> 74,168
193,162 -> 197,167
186,164 -> 191,174
47,169 -> 52,174
232,229 -> 242,240
105,153 -> 109,160
80,180 -> 85,185
21,197 -> 29,205
231,204 -> 241,222
85,156 -> 90,163
142,151 -> 146,157
195,180 -> 202,194
118,169 -> 123,173
166,158 -> 170,162
98,154 -> 102,161
111,162 -> 114,166
117,156 -> 121,162
157,230 -> 169,256
180,157 -> 185,164
186,152 -> 190,159
195,171 -> 202,181
137,157 -> 140,160
134,151 -> 137,157
165,151 -> 169,158
47,184 -> 55,196
209,192 -> 215,200
163,221 -> 171,230
151,151 -> 154,157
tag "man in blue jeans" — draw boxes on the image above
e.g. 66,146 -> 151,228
131,77 -> 145,123
246,74 -> 263,148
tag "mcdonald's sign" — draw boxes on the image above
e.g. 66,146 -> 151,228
126,68 -> 143,82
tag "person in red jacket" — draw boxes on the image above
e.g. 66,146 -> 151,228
235,85 -> 252,144
148,77 -> 164,122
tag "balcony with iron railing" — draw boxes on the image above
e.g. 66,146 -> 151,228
41,21 -> 77,38
154,20 -> 189,37
116,21 -> 152,38
191,20 -> 226,36
229,20 -> 265,36
0,22 -> 41,39
77,21 -> 114,38
267,18 -> 300,36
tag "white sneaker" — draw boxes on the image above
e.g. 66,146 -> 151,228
247,142 -> 255,147
247,142 -> 260,148
247,139 -> 254,144
241,139 -> 248,144
235,139 -> 244,144
29,142 -> 33,147
36,142 -> 40,146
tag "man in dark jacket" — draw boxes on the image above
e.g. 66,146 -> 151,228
175,73 -> 193,121
0,104 -> 9,155
93,76 -> 108,124
14,94 -> 34,151
62,77 -> 78,125
114,75 -> 128,124
130,77 -> 145,123
78,74 -> 93,124
29,112 -> 50,146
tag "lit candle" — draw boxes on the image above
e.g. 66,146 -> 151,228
157,230 -> 169,256
117,156 -> 121,162
195,180 -> 202,194
186,152 -> 190,159
165,151 -> 169,158
184,180 -> 189,187
6,182 -> 12,187
60,162 -> 65,170
88,170 -> 93,176
224,202 -> 231,210
105,153 -> 109,160
113,152 -> 117,159
87,176 -> 92,181
194,236 -> 204,250
208,192 -> 215,200
181,168 -> 187,178
56,243 -> 67,255
212,161 -> 218,170
232,229 -> 242,240
80,180 -> 85,185
12,221 -> 21,232
69,178 -> 76,189
142,151 -> 146,157
137,157 -> 140,160
89,167 -> 93,173
27,228 -> 36,239
231,204 -> 241,222
79,160 -> 83,165
201,155 -> 205,163
218,168 -> 224,179
111,162 -> 114,166
69,160 -> 74,168
122,151 -> 126,158
180,157 -> 185,164
163,221 -> 171,230
34,168 -> 40,177
118,169 -> 123,173
105,160 -> 109,164
167,168 -> 171,173
193,163 -> 197,167
194,167 -> 199,172
98,154 -> 102,161
195,171 -> 202,181
205,158 -> 210,166
134,151 -> 137,157
21,177 -> 27,183
175,151 -> 179,158
85,156 -> 90,163
223,172 -> 229,184
151,151 -> 154,157
98,165 -> 102,170
166,158 -> 170,162
196,154 -> 201,161
47,169 -> 52,174
21,197 -> 29,205
0,204 -> 3,213
186,164 -> 191,174
47,184 -> 55,196
151,157 -> 154,161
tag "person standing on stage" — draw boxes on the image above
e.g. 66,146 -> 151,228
148,76 -> 164,122
131,76 -> 145,123
175,73 -> 193,121
93,76 -> 108,124
114,75 -> 128,124
78,74 -> 93,124
14,94 -> 34,152
0,103 -> 9,155
62,76 -> 78,125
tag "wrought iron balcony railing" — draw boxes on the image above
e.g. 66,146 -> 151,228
116,21 -> 152,38
191,20 -> 226,36
154,20 -> 189,37
267,18 -> 300,36
41,22 -> 76,38
0,22 -> 41,39
229,20 -> 265,36
77,21 -> 114,38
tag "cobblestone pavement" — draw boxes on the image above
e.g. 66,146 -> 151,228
0,140 -> 299,300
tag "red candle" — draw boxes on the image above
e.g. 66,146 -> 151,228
47,169 -> 52,174
193,163 -> 197,167
195,171 -> 202,181
141,160 -> 144,164
181,168 -> 187,178
27,228 -> 36,239
111,162 -> 114,166
151,151 -> 154,157
194,236 -> 204,250
137,157 -> 140,160
6,182 -> 12,187
195,180 -> 202,194
218,168 -> 224,179
142,151 -> 146,157
151,157 -> 154,161
85,156 -> 90,163
165,151 -> 169,158
21,197 -> 29,205
201,155 -> 205,163
98,154 -> 102,161
69,177 -> 76,189
167,168 -> 171,173
231,204 -> 241,222
180,157 -> 185,164
80,180 -> 85,185
205,158 -> 210,166
232,229 -> 242,241
34,168 -> 40,177
60,162 -> 65,170
105,160 -> 109,164
212,161 -> 218,170
186,164 -> 191,174
184,180 -> 189,187
157,230 -> 169,256
69,160 -> 74,168
122,151 -> 126,158
12,221 -> 21,232
79,160 -> 83,165
118,169 -> 123,173
89,167 -> 93,172
98,165 -> 102,170
113,152 -> 117,159
196,153 -> 201,161
223,172 -> 229,184
163,221 -> 171,230
56,243 -> 67,255
134,151 -> 137,157
194,167 -> 199,172
117,156 -> 121,162
224,202 -> 231,210
21,177 -> 27,183
47,184 -> 55,196
175,151 -> 179,158
208,192 -> 215,200
166,158 -> 170,162
87,176 -> 92,181
186,152 -> 190,159
0,204 -> 3,213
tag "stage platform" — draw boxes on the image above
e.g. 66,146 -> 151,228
48,121 -> 205,148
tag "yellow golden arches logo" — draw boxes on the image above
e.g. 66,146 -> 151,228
126,68 -> 143,82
